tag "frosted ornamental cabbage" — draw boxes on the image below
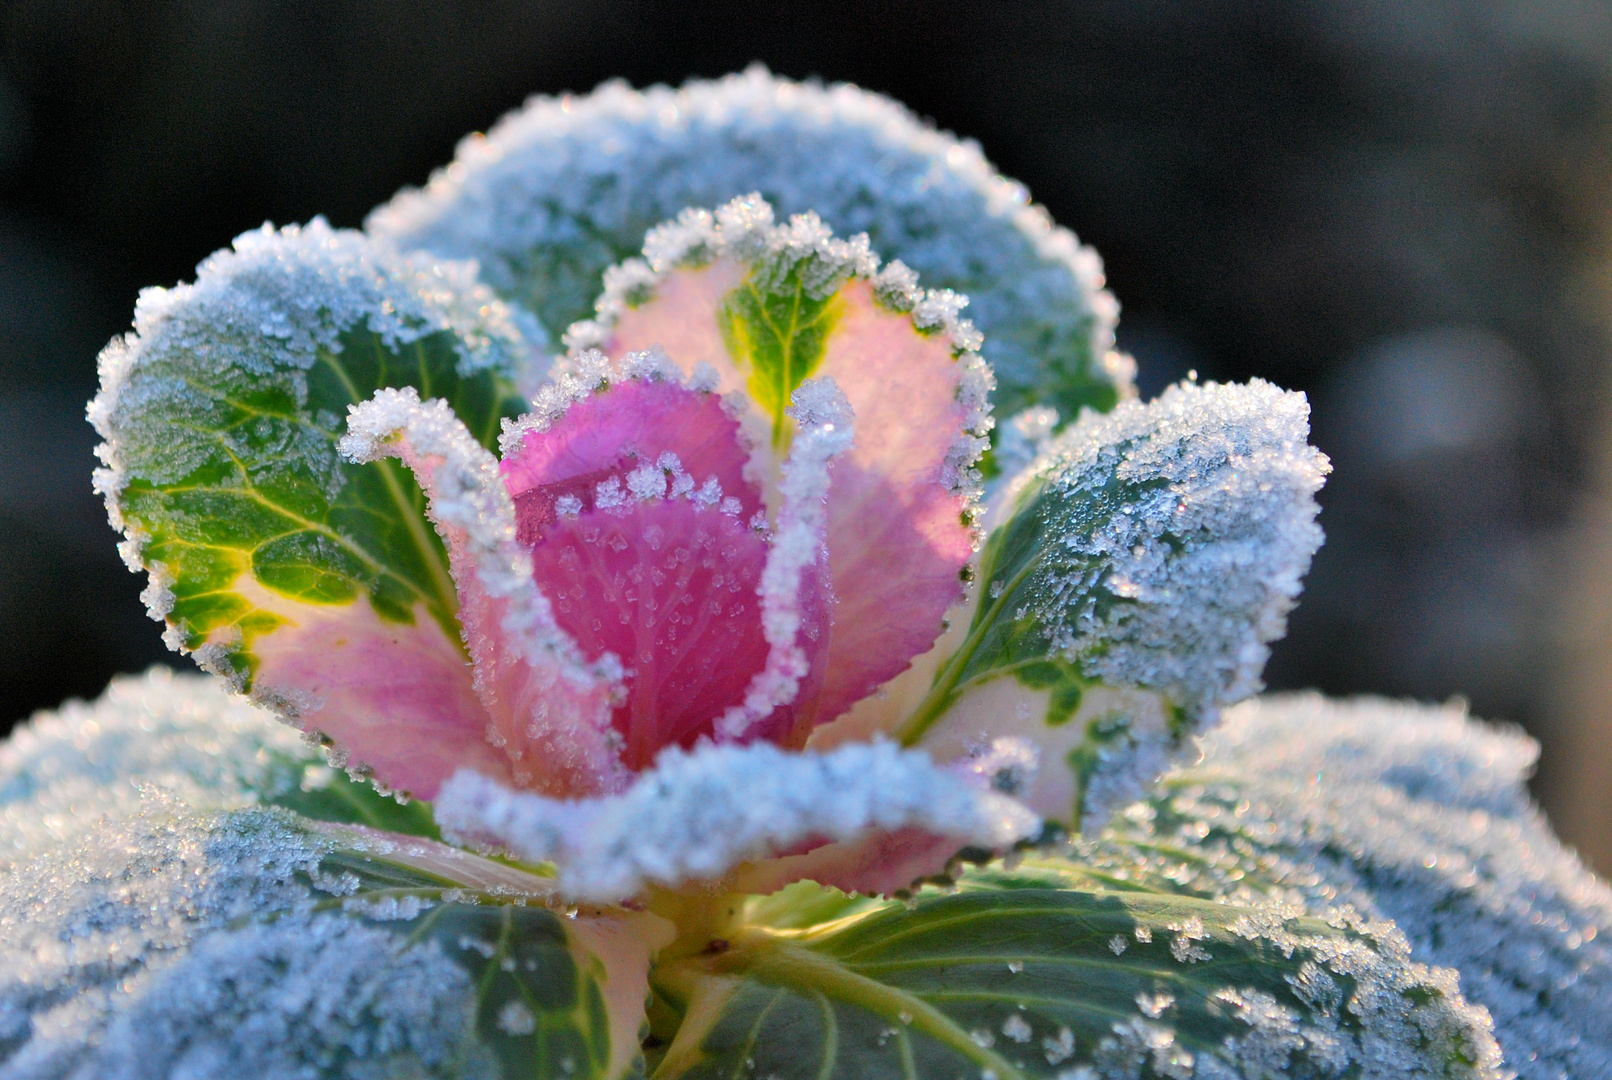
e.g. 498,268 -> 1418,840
0,69 -> 1601,1080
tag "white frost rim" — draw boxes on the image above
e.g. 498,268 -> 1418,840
434,737 -> 1042,902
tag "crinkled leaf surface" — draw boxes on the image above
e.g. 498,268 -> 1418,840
648,861 -> 1501,1080
298,827 -> 668,1080
1078,693 -> 1612,1080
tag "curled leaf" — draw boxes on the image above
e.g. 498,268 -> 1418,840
433,738 -> 1041,903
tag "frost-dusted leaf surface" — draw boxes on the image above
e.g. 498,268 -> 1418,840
255,747 -> 444,839
2,668 -> 432,841
305,841 -> 639,1080
368,67 -> 1132,421
0,674 -> 665,1080
1083,693 -> 1612,1080
104,317 -> 521,671
434,738 -> 1039,903
0,668 -> 307,817
651,866 -> 1501,1080
901,380 -> 1327,831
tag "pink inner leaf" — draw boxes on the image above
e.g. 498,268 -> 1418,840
602,260 -> 982,729
502,375 -> 763,522
713,378 -> 851,745
528,500 -> 771,769
504,371 -> 805,766
432,738 -> 1040,902
240,581 -> 511,802
339,387 -> 627,797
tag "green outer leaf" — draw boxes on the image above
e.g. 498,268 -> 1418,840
899,381 -> 1324,834
901,469 -> 1159,743
112,323 -> 525,685
717,269 -> 843,447
416,903 -> 617,1080
286,830 -> 647,1080
651,865 -> 1499,1080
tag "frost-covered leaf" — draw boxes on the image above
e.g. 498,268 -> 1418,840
1079,693 -> 1612,1080
0,668 -> 309,818
307,827 -> 671,1080
648,866 -> 1502,1080
338,384 -> 627,799
0,675 -> 673,1080
368,65 -> 1132,425
496,366 -> 783,764
0,667 -> 440,839
89,219 -> 533,799
897,380 -> 1327,832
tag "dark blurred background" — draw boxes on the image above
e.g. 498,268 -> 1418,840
5,0 -> 1612,867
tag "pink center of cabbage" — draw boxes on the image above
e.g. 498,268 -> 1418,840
503,379 -> 784,769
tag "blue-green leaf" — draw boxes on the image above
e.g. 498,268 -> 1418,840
899,380 -> 1327,832
1,672 -> 674,1080
1081,692 -> 1612,1079
302,830 -> 670,1080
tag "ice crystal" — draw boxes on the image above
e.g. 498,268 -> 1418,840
1042,1026 -> 1076,1065
433,738 -> 1040,902
495,1001 -> 536,1038
366,66 -> 1131,419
